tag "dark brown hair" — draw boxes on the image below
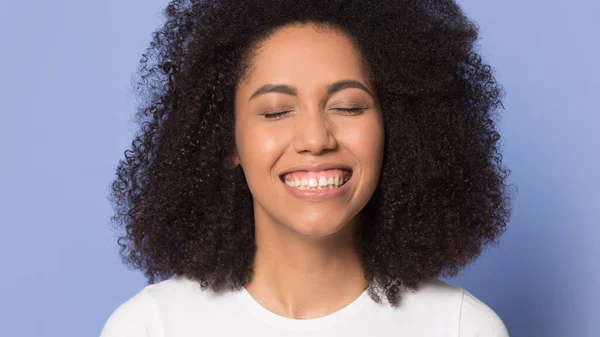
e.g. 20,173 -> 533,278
110,0 -> 514,306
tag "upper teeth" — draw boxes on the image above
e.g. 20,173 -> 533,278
284,176 -> 349,189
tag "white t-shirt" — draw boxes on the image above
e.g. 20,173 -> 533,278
100,275 -> 509,337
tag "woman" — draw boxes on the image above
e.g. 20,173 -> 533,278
101,0 -> 513,336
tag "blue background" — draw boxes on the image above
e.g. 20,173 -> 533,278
1,1 -> 598,336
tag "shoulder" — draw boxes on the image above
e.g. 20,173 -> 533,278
100,275 -> 231,337
100,276 -> 205,337
458,288 -> 509,337
393,279 -> 508,337
99,281 -> 163,337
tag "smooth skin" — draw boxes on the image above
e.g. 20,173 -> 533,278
232,24 -> 385,319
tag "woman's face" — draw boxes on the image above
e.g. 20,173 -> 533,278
234,24 -> 384,238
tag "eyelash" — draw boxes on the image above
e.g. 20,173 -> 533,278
261,107 -> 366,120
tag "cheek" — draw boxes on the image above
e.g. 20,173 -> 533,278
342,116 -> 385,168
236,123 -> 286,172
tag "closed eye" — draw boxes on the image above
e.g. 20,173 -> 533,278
260,107 -> 366,120
331,107 -> 366,114
260,110 -> 292,120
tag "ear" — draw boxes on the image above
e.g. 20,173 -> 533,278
223,148 -> 240,169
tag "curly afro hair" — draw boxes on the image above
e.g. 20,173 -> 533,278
110,0 -> 513,306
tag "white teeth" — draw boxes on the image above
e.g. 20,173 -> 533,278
284,175 -> 350,190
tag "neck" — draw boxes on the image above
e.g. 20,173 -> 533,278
245,211 -> 368,319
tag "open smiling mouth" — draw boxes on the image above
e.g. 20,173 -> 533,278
279,169 -> 353,191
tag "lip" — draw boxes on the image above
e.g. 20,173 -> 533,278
279,163 -> 353,176
281,174 -> 352,200
279,162 -> 353,200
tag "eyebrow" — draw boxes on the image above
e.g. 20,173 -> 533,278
248,80 -> 373,102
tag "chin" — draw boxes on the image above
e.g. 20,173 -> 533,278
285,217 -> 351,239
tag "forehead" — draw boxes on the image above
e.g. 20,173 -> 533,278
240,24 -> 367,90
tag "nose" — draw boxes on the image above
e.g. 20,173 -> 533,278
292,107 -> 338,155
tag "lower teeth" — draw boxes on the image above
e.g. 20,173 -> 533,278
283,176 -> 351,190
297,185 -> 338,190
288,180 -> 348,190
